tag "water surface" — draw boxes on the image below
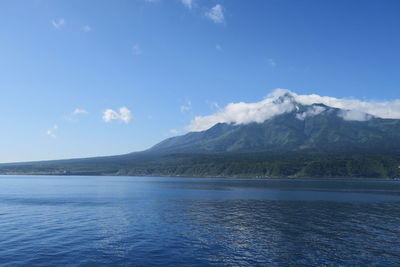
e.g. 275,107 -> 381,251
0,176 -> 399,266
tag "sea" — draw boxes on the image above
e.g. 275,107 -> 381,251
0,175 -> 399,266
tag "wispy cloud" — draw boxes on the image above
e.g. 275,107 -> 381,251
206,4 -> 224,23
268,58 -> 277,67
216,44 -> 222,51
132,44 -> 142,55
51,18 -> 65,29
180,101 -> 192,112
169,129 -> 179,135
46,124 -> 58,138
187,89 -> 400,131
181,0 -> 193,9
206,100 -> 221,111
72,108 -> 88,115
103,107 -> 132,123
82,25 -> 92,32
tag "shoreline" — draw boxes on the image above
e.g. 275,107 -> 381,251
0,173 -> 398,180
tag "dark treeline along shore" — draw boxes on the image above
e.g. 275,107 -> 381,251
2,95 -> 400,178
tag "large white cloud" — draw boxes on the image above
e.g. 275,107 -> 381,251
103,107 -> 132,123
187,89 -> 400,132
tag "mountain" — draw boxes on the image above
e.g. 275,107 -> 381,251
149,102 -> 400,155
1,95 -> 400,178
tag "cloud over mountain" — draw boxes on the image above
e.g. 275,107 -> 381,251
187,89 -> 400,131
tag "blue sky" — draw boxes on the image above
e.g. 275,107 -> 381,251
1,0 -> 400,162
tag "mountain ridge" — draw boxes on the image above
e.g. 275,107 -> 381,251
148,100 -> 400,155
1,98 -> 400,178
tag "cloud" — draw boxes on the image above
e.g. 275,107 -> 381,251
187,91 -> 295,131
291,90 -> 400,120
296,105 -> 326,120
72,108 -> 88,115
187,89 -> 400,131
83,25 -> 92,32
103,107 -> 132,123
47,130 -> 56,138
181,0 -> 193,9
132,44 -> 142,55
268,58 -> 277,68
216,44 -> 222,51
46,124 -> 58,138
206,4 -> 224,23
338,110 -> 373,122
207,100 -> 221,111
169,129 -> 179,135
51,18 -> 65,29
180,101 -> 192,112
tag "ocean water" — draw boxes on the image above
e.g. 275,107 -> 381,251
0,176 -> 399,266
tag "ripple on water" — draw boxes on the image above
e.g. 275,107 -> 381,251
0,176 -> 399,266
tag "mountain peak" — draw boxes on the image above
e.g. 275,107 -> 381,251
273,91 -> 297,105
186,89 -> 390,132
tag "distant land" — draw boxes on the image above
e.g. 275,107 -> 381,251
1,93 -> 400,178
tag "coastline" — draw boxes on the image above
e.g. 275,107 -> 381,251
0,172 -> 397,180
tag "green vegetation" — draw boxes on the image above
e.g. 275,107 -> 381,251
1,102 -> 400,179
1,153 -> 399,178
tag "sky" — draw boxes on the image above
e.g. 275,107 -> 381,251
1,0 -> 400,162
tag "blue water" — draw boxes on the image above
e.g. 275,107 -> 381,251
0,176 -> 399,266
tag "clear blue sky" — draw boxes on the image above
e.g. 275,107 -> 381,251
1,0 -> 400,162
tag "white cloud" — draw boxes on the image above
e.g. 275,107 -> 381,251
132,44 -> 142,55
187,91 -> 295,131
51,18 -> 65,29
206,4 -> 224,23
47,130 -> 56,138
296,105 -> 326,120
83,25 -> 92,32
187,89 -> 400,131
72,108 -> 88,115
180,101 -> 192,112
292,90 -> 400,120
46,124 -> 58,138
181,0 -> 193,9
338,110 -> 372,122
268,58 -> 277,68
103,107 -> 132,123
